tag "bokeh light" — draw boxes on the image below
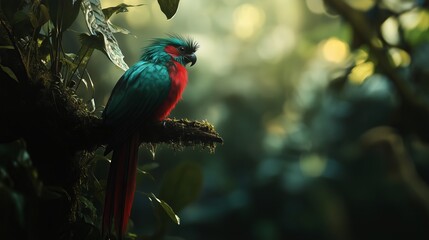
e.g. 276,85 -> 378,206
349,61 -> 375,84
381,16 -> 400,45
299,154 -> 327,177
65,0 -> 429,239
233,3 -> 265,39
345,0 -> 375,10
305,0 -> 326,14
321,37 -> 349,63
389,48 -> 411,67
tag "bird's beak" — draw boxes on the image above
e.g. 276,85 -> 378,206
185,53 -> 197,66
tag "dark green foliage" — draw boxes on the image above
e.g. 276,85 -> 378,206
159,161 -> 203,213
0,140 -> 39,239
157,0 -> 180,19
0,0 -> 217,239
47,0 -> 82,32
102,3 -> 145,20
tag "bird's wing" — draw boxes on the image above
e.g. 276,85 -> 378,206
103,61 -> 171,151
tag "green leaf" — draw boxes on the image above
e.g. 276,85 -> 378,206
0,46 -> 14,50
141,162 -> 160,171
47,0 -> 82,31
107,21 -> 132,36
157,0 -> 180,19
137,163 -> 159,181
29,4 -> 50,28
11,10 -> 29,25
102,3 -> 144,37
0,0 -> 25,21
81,0 -> 129,71
149,193 -> 180,225
0,187 -> 25,238
137,168 -> 155,182
66,34 -> 99,80
79,33 -> 105,51
159,161 -> 203,212
102,3 -> 145,20
0,64 -> 18,82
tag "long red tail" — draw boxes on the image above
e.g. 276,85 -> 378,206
102,133 -> 140,239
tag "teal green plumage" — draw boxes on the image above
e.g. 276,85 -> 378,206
103,62 -> 171,153
102,36 -> 198,239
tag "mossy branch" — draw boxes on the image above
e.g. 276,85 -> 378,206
138,118 -> 223,148
84,116 -> 223,152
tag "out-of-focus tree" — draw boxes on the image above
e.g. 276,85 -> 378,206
3,0 -> 429,240
150,0 -> 429,240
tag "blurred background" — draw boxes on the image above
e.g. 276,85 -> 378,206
64,0 -> 429,239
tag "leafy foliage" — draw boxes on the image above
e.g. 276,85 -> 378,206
102,3 -> 145,19
81,0 -> 128,71
0,0 -> 215,239
159,161 -> 203,213
47,0 -> 81,32
157,0 -> 180,19
0,141 -> 39,239
0,63 -> 18,82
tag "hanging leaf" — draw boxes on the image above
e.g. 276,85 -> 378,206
61,35 -> 98,112
79,33 -> 105,50
159,161 -> 203,212
102,3 -> 144,37
29,3 -> 50,28
47,0 -> 82,31
0,64 -> 18,82
0,46 -> 14,50
63,34 -> 98,86
38,36 -> 52,64
136,162 -> 159,181
157,0 -> 180,19
102,3 -> 145,20
87,97 -> 96,113
141,162 -> 160,171
81,0 -> 129,71
148,193 -> 180,225
107,21 -> 132,35
0,0 -> 25,21
137,168 -> 155,182
83,70 -> 96,113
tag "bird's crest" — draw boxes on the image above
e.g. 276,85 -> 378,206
140,35 -> 199,62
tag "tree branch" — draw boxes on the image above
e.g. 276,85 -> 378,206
80,116 -> 223,152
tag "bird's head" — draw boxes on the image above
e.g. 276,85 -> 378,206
141,35 -> 199,66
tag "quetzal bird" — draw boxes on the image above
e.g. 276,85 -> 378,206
101,36 -> 198,239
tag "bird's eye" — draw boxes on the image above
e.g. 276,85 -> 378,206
178,46 -> 186,52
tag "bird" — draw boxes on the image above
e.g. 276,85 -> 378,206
101,35 -> 198,239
